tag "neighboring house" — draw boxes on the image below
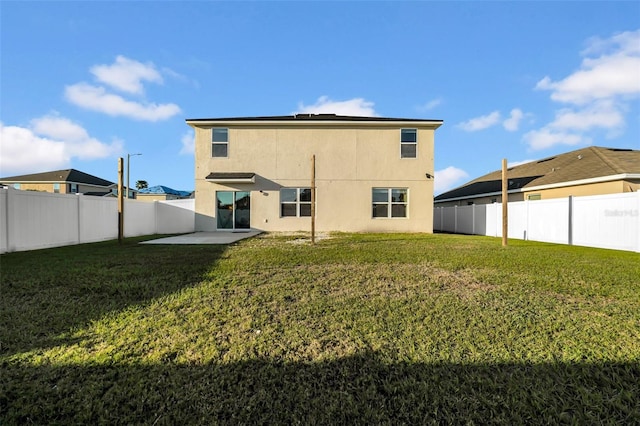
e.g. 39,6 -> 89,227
0,168 -> 118,196
435,146 -> 640,207
186,113 -> 443,232
136,185 -> 193,202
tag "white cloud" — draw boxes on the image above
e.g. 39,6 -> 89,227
0,123 -> 68,175
548,100 -> 624,133
503,108 -> 524,131
434,166 -> 469,195
30,115 -> 90,142
523,128 -> 590,151
179,129 -> 194,155
91,55 -> 163,95
526,29 -> 640,151
535,29 -> 640,104
65,56 -> 182,122
65,82 -> 181,122
0,116 -> 122,176
457,111 -> 501,131
417,98 -> 442,112
296,96 -> 378,116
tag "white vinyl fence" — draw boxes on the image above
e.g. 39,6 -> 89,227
434,192 -> 640,252
0,188 -> 194,253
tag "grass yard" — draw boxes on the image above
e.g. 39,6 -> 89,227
1,233 -> 639,424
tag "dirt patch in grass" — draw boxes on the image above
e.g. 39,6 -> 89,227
274,263 -> 499,303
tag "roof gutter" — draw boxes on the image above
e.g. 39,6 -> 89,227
186,119 -> 443,129
520,173 -> 640,192
434,173 -> 640,204
434,189 -> 521,204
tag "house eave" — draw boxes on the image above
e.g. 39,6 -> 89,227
522,173 -> 640,192
187,118 -> 443,130
434,173 -> 640,204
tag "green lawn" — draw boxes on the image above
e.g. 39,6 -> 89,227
1,233 -> 639,424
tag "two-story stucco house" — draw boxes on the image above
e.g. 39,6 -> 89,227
186,114 -> 443,233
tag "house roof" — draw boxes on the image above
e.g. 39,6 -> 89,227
435,146 -> 640,202
138,185 -> 191,197
0,168 -> 114,187
187,113 -> 443,127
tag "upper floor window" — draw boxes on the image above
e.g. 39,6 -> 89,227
280,188 -> 312,217
400,128 -> 417,158
372,188 -> 408,218
212,128 -> 228,158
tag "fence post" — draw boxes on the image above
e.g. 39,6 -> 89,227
4,188 -> 12,252
567,195 -> 573,246
472,204 -> 476,235
636,192 -> 640,253
77,194 -> 82,244
155,200 -> 159,235
454,205 -> 458,234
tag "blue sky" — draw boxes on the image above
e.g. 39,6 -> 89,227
1,1 -> 639,194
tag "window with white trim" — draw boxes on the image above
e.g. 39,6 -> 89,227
280,188 -> 311,217
372,188 -> 408,218
400,128 -> 417,158
212,128 -> 228,158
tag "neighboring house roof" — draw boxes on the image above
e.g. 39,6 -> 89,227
0,168 -> 115,187
435,146 -> 640,202
187,113 -> 443,126
138,185 -> 191,197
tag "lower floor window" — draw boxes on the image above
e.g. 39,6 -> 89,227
280,188 -> 311,217
372,188 -> 407,218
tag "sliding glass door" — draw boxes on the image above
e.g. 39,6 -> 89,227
216,191 -> 250,230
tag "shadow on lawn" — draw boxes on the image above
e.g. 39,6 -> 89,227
2,351 -> 638,424
0,239 -> 227,357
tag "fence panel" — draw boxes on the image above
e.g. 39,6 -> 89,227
435,192 -> 639,252
157,199 -> 195,234
1,188 -> 196,253
80,196 -> 118,242
124,199 -> 157,237
10,190 -> 80,252
506,202 -> 528,240
572,192 -> 639,252
526,198 -> 569,244
442,207 -> 457,233
454,205 -> 471,234
0,190 -> 7,253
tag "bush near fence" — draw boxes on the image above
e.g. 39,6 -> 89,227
0,188 -> 194,253
434,192 -> 640,253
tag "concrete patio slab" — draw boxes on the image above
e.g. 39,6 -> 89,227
141,230 -> 262,245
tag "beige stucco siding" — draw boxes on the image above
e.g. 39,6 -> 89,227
193,123 -> 437,232
437,178 -> 639,207
524,180 -> 627,200
136,194 -> 179,202
13,183 -> 65,193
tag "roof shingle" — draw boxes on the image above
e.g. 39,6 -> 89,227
435,146 -> 640,201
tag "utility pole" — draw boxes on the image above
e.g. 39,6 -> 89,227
502,158 -> 508,247
311,154 -> 316,245
118,157 -> 124,243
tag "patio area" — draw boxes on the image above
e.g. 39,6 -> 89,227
141,230 -> 263,245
